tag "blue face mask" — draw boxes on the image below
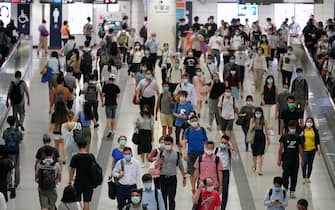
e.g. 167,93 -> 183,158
143,183 -> 152,191
162,87 -> 169,92
124,155 -> 131,161
267,79 -> 273,84
131,196 -> 141,204
145,74 -> 152,79
288,103 -> 295,109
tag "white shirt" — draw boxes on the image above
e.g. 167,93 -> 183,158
208,35 -> 223,50
112,158 -> 143,187
282,53 -> 296,72
289,22 -> 300,35
0,192 -> 6,210
234,50 -> 248,66
132,50 -> 144,64
202,62 -> 217,84
174,82 -> 197,106
216,147 -> 231,171
231,35 -> 244,50
218,95 -> 236,120
167,67 -> 184,84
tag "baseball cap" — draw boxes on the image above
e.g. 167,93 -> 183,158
109,74 -> 116,80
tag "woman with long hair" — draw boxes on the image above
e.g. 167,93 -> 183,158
49,102 -> 68,163
302,117 -> 321,184
260,75 -> 278,134
251,47 -> 267,91
258,35 -> 271,68
76,102 -> 96,152
249,107 -> 269,175
68,49 -> 81,82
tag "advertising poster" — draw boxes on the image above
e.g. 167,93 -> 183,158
0,3 -> 11,26
50,3 -> 62,48
176,1 -> 185,21
17,4 -> 30,35
185,1 -> 192,25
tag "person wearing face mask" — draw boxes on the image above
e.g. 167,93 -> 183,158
222,36 -> 231,64
223,55 -> 239,80
208,30 -> 223,68
249,107 -> 270,175
147,136 -> 166,189
215,135 -> 237,210
193,141 -> 223,195
191,26 -> 204,61
183,116 -> 208,193
280,95 -> 303,135
129,42 -> 144,76
261,75 -> 278,135
141,174 -> 165,210
144,32 -> 160,70
172,91 -> 194,148
173,74 -> 197,107
218,86 -> 238,137
225,68 -> 242,100
205,16 -> 217,38
276,83 -> 290,135
136,70 -> 160,115
183,50 -> 199,81
159,43 -> 172,83
277,121 -> 304,199
157,83 -> 175,136
202,55 -> 218,87
291,68 -> 309,113
123,189 -> 147,210
155,135 -> 186,210
113,147 -> 143,210
111,136 -> 128,169
193,68 -> 206,115
231,28 -> 245,51
264,177 -> 288,210
251,48 -> 267,91
301,117 -> 320,184
234,46 -> 248,84
279,46 -> 297,87
166,58 -> 184,93
238,95 -> 256,151
258,35 -> 270,67
207,72 -> 225,131
192,177 -> 221,210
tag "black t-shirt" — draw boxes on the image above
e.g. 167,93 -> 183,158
209,82 -> 225,99
205,23 -> 217,37
178,24 -> 189,37
279,133 -> 302,163
0,158 -> 14,188
102,83 -> 120,106
281,109 -> 302,133
35,145 -> 60,162
183,57 -> 198,76
70,153 -> 94,187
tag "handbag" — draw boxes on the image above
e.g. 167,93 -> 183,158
235,116 -> 245,126
41,67 -> 53,83
108,178 -> 117,200
40,65 -> 48,75
148,162 -> 160,178
132,129 -> 140,145
246,129 -> 255,144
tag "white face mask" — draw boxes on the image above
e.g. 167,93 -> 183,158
255,113 -> 262,118
182,79 -> 188,84
196,72 -> 202,76
205,149 -> 214,155
179,96 -> 186,102
246,101 -> 253,105
164,144 -> 172,150
225,92 -> 231,97
190,122 -> 198,127
306,122 -> 313,128
231,71 -> 236,75
206,186 -> 215,192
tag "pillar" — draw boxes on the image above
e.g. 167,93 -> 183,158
147,0 -> 176,51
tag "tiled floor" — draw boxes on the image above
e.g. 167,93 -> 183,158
2,49 -> 335,210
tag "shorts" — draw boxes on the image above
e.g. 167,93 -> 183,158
52,134 -> 64,142
220,118 -> 234,131
160,113 -> 174,127
105,105 -> 117,118
187,152 -> 203,175
73,72 -> 81,80
74,184 -> 94,202
38,188 -> 57,210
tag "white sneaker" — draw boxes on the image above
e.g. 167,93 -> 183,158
290,191 -> 296,199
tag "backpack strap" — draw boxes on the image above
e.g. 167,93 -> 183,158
215,156 -> 220,184
198,155 -> 203,176
268,188 -> 273,199
176,151 -> 180,166
121,159 -> 125,172
159,93 -> 163,110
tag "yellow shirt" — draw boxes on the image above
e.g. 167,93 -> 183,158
259,43 -> 270,58
304,128 -> 316,151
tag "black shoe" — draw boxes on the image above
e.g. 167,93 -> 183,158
20,126 -> 25,132
106,132 -> 112,138
94,123 -> 99,128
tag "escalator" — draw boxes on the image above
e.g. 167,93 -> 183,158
295,42 -> 335,187
0,36 -> 32,128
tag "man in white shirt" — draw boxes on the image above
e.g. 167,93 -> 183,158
174,73 -> 197,107
289,16 -> 301,37
141,174 -> 165,210
218,86 -> 238,137
208,30 -> 223,68
202,55 -> 217,85
234,47 -> 248,83
279,46 -> 297,87
112,147 -> 143,210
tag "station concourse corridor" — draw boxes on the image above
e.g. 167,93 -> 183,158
1,48 -> 335,210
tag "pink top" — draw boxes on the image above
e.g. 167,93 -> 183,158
194,154 -> 223,187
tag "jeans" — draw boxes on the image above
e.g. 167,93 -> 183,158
12,102 -> 25,127
302,150 -> 316,179
211,49 -> 221,68
282,161 -> 299,192
221,170 -> 230,210
208,98 -> 220,127
8,154 -> 20,187
241,125 -> 249,151
116,184 -> 136,210
160,175 -> 177,210
85,35 -> 92,45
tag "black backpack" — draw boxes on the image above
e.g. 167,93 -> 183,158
89,154 -> 103,188
126,204 -> 148,210
73,126 -> 84,144
80,50 -> 93,74
139,25 -> 147,39
4,128 -> 20,154
38,160 -> 57,190
85,83 -> 98,102
9,81 -> 23,105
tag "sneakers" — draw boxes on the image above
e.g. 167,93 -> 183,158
20,126 -> 25,132
290,191 -> 296,199
258,170 -> 264,176
106,130 -> 114,138
94,123 -> 99,128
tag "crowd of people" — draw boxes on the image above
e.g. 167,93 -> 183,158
0,19 -> 19,66
1,11 -> 334,210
